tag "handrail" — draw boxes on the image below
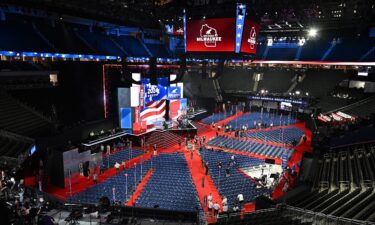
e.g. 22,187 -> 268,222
217,204 -> 375,225
283,204 -> 375,225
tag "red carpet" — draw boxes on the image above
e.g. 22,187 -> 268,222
183,149 -> 222,223
127,169 -> 154,206
271,122 -> 312,200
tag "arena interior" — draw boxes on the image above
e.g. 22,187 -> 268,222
0,0 -> 375,225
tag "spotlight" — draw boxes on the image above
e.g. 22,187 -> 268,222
295,90 -> 301,95
308,28 -> 318,37
203,16 -> 206,19
306,92 -> 309,96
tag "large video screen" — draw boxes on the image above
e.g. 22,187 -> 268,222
185,18 -> 259,54
240,20 -> 260,54
186,18 -> 236,52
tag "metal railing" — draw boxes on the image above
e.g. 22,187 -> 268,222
282,205 -> 375,225
217,204 -> 375,225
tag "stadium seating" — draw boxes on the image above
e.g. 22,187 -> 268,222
244,127 -> 304,144
299,39 -> 331,61
0,129 -> 33,158
218,68 -> 255,93
136,153 -> 201,212
0,91 -> 51,137
286,143 -> 375,222
330,125 -> 375,147
226,112 -> 297,130
201,149 -> 272,207
201,112 -> 235,124
294,70 -> 351,97
342,96 -> 375,119
266,48 -> 298,61
76,29 -> 126,56
257,70 -> 294,93
325,37 -> 374,62
111,35 -> 150,57
207,136 -> 294,159
0,17 -> 52,52
34,21 -> 94,54
146,43 -> 170,58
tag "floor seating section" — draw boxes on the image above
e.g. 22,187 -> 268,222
69,162 -> 148,205
70,153 -> 201,213
226,112 -> 297,130
136,153 -> 201,212
287,143 -> 375,222
201,112 -> 235,124
244,127 -> 304,144
102,148 -> 145,170
207,136 -> 294,159
145,131 -> 183,149
201,149 -> 272,208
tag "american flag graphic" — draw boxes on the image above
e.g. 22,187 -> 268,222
140,100 -> 166,127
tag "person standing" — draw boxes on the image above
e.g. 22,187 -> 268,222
237,193 -> 244,209
205,162 -> 209,176
208,200 -> 213,215
222,196 -> 227,206
207,193 -> 213,205
93,172 -> 98,184
114,162 -> 120,174
213,202 -> 220,218
153,144 -> 157,156
178,139 -> 182,149
207,193 -> 213,214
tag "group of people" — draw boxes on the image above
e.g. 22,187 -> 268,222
205,192 -> 245,218
0,164 -> 52,225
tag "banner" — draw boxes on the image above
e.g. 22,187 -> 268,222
240,20 -> 260,54
120,108 -> 132,129
144,83 -> 167,103
167,86 -> 181,100
186,18 -> 236,52
180,98 -> 187,110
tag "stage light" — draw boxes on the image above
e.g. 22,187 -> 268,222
306,92 -> 309,96
308,28 -> 318,37
295,90 -> 301,95
203,16 -> 206,19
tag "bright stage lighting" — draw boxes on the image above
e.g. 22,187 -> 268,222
308,28 -> 318,37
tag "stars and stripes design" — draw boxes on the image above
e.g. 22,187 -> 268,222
140,100 -> 166,127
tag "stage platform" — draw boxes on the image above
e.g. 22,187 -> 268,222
82,121 -> 198,147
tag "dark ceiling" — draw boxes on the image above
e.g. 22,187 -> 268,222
2,0 -> 375,34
